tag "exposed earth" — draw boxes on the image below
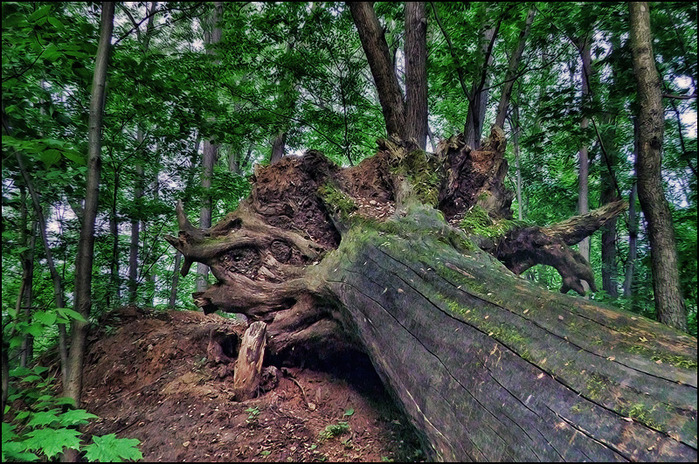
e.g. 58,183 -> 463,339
78,306 -> 425,462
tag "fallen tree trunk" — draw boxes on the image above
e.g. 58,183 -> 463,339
321,205 -> 696,461
166,128 -> 697,461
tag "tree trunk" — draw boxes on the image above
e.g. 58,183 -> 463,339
348,2 -> 406,139
404,2 -> 427,150
494,8 -> 535,129
20,216 -> 37,367
64,1 -> 114,406
109,173 -> 120,306
169,251 -> 182,309
629,1 -> 687,331
510,104 -> 524,220
464,8 -> 500,150
165,124 -> 695,461
196,2 -> 223,293
233,321 -> 267,401
599,113 -> 620,298
270,130 -> 286,165
576,37 -> 592,281
623,182 -> 638,298
12,136 -> 68,388
129,161 -> 143,303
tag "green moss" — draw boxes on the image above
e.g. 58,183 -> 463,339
624,344 -> 698,369
458,205 -> 530,241
624,403 -> 663,431
442,296 -> 531,356
389,149 -> 442,207
586,374 -> 606,400
318,183 -> 357,221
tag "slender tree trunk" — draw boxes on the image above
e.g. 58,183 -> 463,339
169,251 -> 182,309
464,9 -> 500,150
270,131 -> 286,164
494,8 -> 535,129
576,37 -> 592,285
623,182 -> 638,298
12,143 -> 69,387
404,2 -> 427,150
129,160 -> 143,303
109,172 -> 120,306
599,111 -> 620,298
348,1 -> 406,138
510,106 -> 524,220
20,217 -> 37,367
196,2 -> 222,293
629,1 -> 686,331
64,1 -> 114,406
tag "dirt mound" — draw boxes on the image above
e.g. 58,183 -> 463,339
81,307 -> 424,462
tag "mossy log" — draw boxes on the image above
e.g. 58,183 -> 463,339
166,127 -> 697,461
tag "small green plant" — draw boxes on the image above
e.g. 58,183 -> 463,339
2,366 -> 143,462
319,421 -> 350,441
260,449 -> 271,457
245,407 -> 260,426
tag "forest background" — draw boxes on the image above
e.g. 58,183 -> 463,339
1,1 -> 697,461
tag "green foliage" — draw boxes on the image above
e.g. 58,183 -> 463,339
318,421 -> 350,441
83,434 -> 143,462
2,366 -> 142,462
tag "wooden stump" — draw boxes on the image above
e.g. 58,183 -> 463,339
233,321 -> 267,401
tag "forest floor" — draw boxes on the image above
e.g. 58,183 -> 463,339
79,306 -> 425,462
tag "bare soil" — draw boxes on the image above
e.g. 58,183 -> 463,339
80,306 -> 424,462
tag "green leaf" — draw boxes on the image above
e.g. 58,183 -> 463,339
61,148 -> 86,165
1,440 -> 40,462
26,323 -> 45,337
83,434 -> 143,462
53,397 -> 77,408
26,409 -> 61,428
56,308 -> 87,323
20,375 -> 41,384
41,149 -> 61,168
33,311 -> 57,326
57,409 -> 98,427
2,422 -> 17,441
9,335 -> 24,350
344,408 -> 354,417
47,16 -> 63,30
23,427 -> 82,459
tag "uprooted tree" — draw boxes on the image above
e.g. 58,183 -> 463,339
166,127 -> 697,461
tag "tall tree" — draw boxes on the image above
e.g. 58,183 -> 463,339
463,5 -> 500,150
494,8 -> 536,129
575,34 -> 592,284
197,1 -> 223,293
404,2 -> 427,150
64,1 -> 115,405
629,1 -> 687,331
348,2 -> 406,139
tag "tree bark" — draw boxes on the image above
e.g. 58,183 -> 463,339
629,1 -> 686,331
404,2 -> 427,150
464,8 -> 500,150
233,321 -> 267,401
576,37 -> 592,281
196,2 -> 223,293
348,2 -> 406,139
129,161 -> 143,303
623,182 -> 638,298
270,130 -> 286,165
64,1 -> 114,406
494,8 -> 535,129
